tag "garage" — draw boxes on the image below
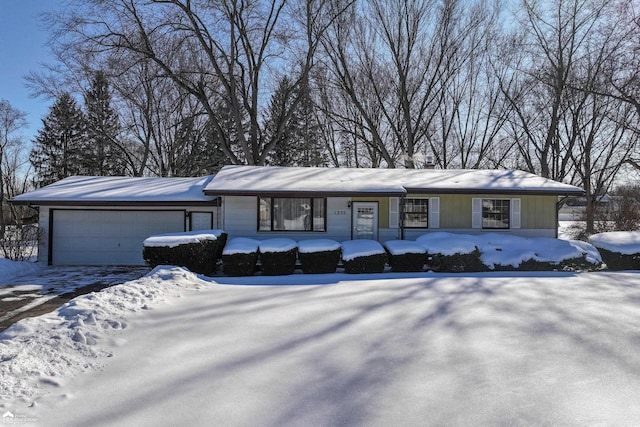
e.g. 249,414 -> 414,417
51,209 -> 186,265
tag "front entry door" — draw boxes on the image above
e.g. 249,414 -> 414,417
352,202 -> 378,240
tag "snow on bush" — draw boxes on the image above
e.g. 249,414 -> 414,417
589,232 -> 640,270
222,238 -> 260,276
143,230 -> 227,275
383,240 -> 426,272
142,229 -> 225,248
416,232 -> 601,271
298,239 -> 341,274
259,239 -> 298,276
0,267 -> 207,402
589,231 -> 640,255
341,240 -> 387,274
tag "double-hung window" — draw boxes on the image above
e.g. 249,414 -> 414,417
482,199 -> 510,229
403,198 -> 429,228
259,197 -> 326,231
472,198 -> 520,230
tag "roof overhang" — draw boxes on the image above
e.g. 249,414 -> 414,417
9,199 -> 220,207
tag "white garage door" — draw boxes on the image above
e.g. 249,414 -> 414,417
51,210 -> 185,265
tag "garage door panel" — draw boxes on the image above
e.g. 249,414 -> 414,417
52,210 -> 185,265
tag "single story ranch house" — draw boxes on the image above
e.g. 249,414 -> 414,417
11,165 -> 583,266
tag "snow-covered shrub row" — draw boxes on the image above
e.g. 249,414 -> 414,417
383,240 -> 427,272
259,238 -> 298,276
589,232 -> 640,270
298,239 -> 342,274
143,230 -> 227,275
417,232 -> 602,272
341,240 -> 387,274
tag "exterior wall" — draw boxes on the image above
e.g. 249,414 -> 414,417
222,193 -> 559,243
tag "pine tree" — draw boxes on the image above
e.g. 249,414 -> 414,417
265,76 -> 327,166
83,71 -> 126,175
30,93 -> 86,187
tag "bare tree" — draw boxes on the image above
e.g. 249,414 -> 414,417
0,100 -> 28,239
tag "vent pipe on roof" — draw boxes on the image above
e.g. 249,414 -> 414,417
425,156 -> 435,169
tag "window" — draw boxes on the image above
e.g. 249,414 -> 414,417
403,198 -> 429,228
259,197 -> 325,231
482,199 -> 510,229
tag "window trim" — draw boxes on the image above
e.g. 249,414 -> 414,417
481,198 -> 511,230
257,196 -> 327,232
403,197 -> 430,229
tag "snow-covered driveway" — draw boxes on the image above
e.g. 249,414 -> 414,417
4,269 -> 640,426
0,266 -> 149,332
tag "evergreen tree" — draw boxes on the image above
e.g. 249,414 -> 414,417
265,76 -> 327,166
83,71 -> 126,175
30,93 -> 86,187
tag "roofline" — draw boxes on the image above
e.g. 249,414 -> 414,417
403,187 -> 585,196
9,199 -> 220,207
202,189 -> 405,197
204,188 -> 585,197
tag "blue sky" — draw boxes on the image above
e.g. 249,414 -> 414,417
0,1 -> 63,143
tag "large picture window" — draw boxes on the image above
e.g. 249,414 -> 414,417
259,197 -> 326,231
403,198 -> 429,228
482,199 -> 510,229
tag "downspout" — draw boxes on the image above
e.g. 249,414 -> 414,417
400,194 -> 406,240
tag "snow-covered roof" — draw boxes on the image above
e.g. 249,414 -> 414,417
11,175 -> 217,206
203,165 -> 583,196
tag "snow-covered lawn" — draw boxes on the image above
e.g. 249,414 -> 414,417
2,267 -> 640,426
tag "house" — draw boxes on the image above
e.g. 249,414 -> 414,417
11,165 -> 583,266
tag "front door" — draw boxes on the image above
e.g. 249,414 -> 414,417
352,202 -> 378,240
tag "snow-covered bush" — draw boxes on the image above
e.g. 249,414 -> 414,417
417,232 -> 601,272
341,240 -> 387,274
298,239 -> 341,274
259,238 -> 298,276
417,232 -> 484,272
383,240 -> 427,272
222,237 -> 260,276
589,232 -> 640,270
143,230 -> 226,275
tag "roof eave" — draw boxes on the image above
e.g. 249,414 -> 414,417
9,199 -> 220,207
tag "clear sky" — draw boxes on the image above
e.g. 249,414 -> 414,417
0,1 -> 64,144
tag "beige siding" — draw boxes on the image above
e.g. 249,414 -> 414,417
409,194 -> 557,230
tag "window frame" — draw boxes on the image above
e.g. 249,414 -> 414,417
402,197 -> 430,229
481,198 -> 511,230
257,196 -> 327,232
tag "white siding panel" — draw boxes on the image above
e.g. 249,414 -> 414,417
51,210 -> 185,265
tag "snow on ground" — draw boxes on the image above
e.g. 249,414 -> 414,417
2,267 -> 640,426
0,259 -> 42,286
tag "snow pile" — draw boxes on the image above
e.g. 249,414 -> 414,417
259,238 -> 297,253
589,231 -> 640,255
384,240 -> 426,255
298,239 -> 341,254
0,266 -> 208,402
0,258 -> 42,282
341,240 -> 385,261
416,232 -> 601,269
143,229 -> 224,248
221,237 -> 260,255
